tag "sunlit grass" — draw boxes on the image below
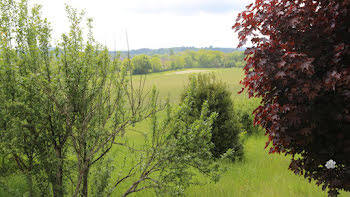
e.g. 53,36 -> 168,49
187,135 -> 349,197
2,68 -> 349,197
111,68 -> 349,197
131,68 -> 246,104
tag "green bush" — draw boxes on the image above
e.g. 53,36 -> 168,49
238,110 -> 261,135
180,73 -> 243,159
235,99 -> 263,136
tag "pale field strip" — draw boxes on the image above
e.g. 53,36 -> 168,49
165,69 -> 210,75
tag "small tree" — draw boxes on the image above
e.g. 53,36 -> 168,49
0,2 -> 160,196
234,0 -> 349,196
181,73 -> 243,159
46,6 -> 161,196
105,92 -> 220,197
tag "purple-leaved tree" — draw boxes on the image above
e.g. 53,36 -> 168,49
233,0 -> 350,196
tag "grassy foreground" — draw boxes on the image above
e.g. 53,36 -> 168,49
187,135 -> 349,197
124,68 -> 349,197
2,68 -> 349,197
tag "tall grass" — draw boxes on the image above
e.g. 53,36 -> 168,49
187,135 -> 349,197
126,68 -> 349,197
2,68 -> 349,197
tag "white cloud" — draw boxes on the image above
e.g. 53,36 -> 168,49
33,0 -> 253,50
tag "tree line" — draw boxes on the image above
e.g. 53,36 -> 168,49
115,46 -> 245,57
120,50 -> 245,75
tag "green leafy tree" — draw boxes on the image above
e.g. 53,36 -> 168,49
183,51 -> 197,68
132,54 -> 152,74
106,91 -> 221,196
171,55 -> 185,70
47,6 -> 158,196
0,1 -> 60,196
150,55 -> 162,72
0,2 -> 159,196
180,73 -> 243,159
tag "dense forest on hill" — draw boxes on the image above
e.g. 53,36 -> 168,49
113,46 -> 245,57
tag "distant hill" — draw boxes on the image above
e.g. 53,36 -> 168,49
111,46 -> 245,57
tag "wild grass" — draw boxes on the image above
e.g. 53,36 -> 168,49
119,68 -> 349,197
2,68 -> 349,197
135,68 -> 246,103
187,135 -> 349,197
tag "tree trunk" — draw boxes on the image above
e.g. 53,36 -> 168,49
53,147 -> 64,197
26,173 -> 33,197
27,158 -> 34,197
73,163 -> 88,197
73,171 -> 83,197
82,166 -> 89,197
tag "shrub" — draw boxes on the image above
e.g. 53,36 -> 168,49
240,112 -> 256,134
235,100 -> 262,135
234,0 -> 350,196
105,94 -> 221,196
180,73 -> 243,159
157,100 -> 221,196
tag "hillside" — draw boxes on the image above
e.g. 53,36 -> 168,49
111,46 -> 246,58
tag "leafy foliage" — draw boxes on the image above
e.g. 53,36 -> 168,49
0,1 -> 225,196
156,100 -> 221,196
239,112 -> 258,135
0,1 -> 157,196
105,91 -> 221,197
126,50 -> 246,75
0,0 -> 57,195
132,54 -> 152,74
234,0 -> 350,196
181,73 -> 243,159
235,99 -> 262,135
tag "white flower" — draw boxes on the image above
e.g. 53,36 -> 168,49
325,159 -> 336,169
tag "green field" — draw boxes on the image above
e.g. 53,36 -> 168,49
136,68 -> 245,103
2,68 -> 349,197
110,68 -> 349,197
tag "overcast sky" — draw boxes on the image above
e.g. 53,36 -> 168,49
34,0 -> 253,50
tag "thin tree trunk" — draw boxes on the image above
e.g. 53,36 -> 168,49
53,147 -> 64,197
27,158 -> 34,197
73,162 -> 87,197
26,173 -> 33,197
82,166 -> 89,197
73,170 -> 83,197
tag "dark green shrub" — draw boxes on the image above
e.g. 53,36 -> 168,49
236,107 -> 260,135
234,99 -> 263,136
240,112 -> 255,134
180,73 -> 243,159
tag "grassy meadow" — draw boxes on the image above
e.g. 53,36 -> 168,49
2,68 -> 349,197
109,68 -> 349,197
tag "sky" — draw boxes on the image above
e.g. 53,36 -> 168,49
34,0 -> 253,50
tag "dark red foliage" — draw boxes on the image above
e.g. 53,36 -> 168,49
234,0 -> 350,196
